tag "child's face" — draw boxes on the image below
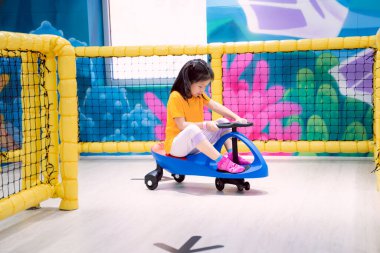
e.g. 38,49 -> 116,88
190,79 -> 210,98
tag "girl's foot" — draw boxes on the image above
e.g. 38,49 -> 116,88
227,152 -> 251,165
217,156 -> 245,173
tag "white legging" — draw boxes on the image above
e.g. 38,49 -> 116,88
170,118 -> 230,157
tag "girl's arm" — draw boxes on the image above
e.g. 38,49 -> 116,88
206,99 -> 247,123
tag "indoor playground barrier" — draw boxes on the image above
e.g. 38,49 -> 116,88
0,32 -> 78,220
1,31 -> 380,221
74,33 -> 380,189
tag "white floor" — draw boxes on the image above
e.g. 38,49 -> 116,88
0,156 -> 379,253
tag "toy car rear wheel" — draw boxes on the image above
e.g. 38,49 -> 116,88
157,171 -> 163,181
215,178 -> 224,191
244,181 -> 250,191
172,174 -> 185,183
157,166 -> 163,181
145,175 -> 158,190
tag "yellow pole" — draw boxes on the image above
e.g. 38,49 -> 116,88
209,43 -> 224,120
56,40 -> 79,210
374,29 -> 380,190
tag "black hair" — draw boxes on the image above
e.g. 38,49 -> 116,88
170,59 -> 214,99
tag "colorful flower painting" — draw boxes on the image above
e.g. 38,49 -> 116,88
222,53 -> 302,141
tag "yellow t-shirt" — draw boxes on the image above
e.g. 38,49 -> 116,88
164,91 -> 210,153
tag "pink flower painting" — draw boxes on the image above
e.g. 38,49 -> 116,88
144,92 -> 167,140
222,53 -> 302,141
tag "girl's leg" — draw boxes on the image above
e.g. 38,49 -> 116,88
203,118 -> 232,150
210,118 -> 251,165
194,139 -> 221,160
170,124 -> 220,159
170,124 -> 245,173
192,139 -> 245,173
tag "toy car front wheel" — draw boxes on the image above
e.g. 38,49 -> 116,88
244,181 -> 250,191
145,175 -> 158,190
172,174 -> 185,183
215,178 -> 224,191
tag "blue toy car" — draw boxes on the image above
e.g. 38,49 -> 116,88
145,122 -> 268,191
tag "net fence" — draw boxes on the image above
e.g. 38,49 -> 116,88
76,48 -> 374,148
222,49 -> 374,142
0,49 -> 51,199
76,54 -> 211,143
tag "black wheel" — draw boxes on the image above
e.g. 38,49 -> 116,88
172,174 -> 185,183
237,184 -> 244,192
145,175 -> 158,190
244,181 -> 250,191
157,171 -> 163,181
157,169 -> 164,181
215,178 -> 224,191
157,166 -> 163,181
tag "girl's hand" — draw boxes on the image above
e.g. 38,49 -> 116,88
234,117 -> 248,124
205,121 -> 219,132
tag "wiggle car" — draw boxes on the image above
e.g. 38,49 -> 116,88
145,122 -> 268,191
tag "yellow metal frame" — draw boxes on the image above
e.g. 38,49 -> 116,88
0,32 -> 78,220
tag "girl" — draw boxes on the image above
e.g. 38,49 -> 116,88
164,59 -> 250,173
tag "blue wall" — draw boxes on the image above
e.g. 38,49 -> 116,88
0,0 -> 104,46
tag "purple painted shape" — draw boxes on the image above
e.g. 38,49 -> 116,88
355,79 -> 373,94
337,69 -> 354,88
338,52 -> 374,89
329,48 -> 374,105
345,71 -> 364,88
310,0 -> 325,18
251,5 -> 307,30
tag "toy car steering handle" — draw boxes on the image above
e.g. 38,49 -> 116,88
217,122 -> 253,130
216,122 -> 253,163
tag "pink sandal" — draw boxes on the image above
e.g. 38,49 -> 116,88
227,152 -> 251,165
217,156 -> 245,173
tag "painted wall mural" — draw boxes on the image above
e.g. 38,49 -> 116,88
0,69 -> 21,151
238,0 -> 349,39
207,0 -> 380,42
221,50 -> 373,142
0,0 -> 103,46
206,0 -> 378,156
0,2 -> 378,156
